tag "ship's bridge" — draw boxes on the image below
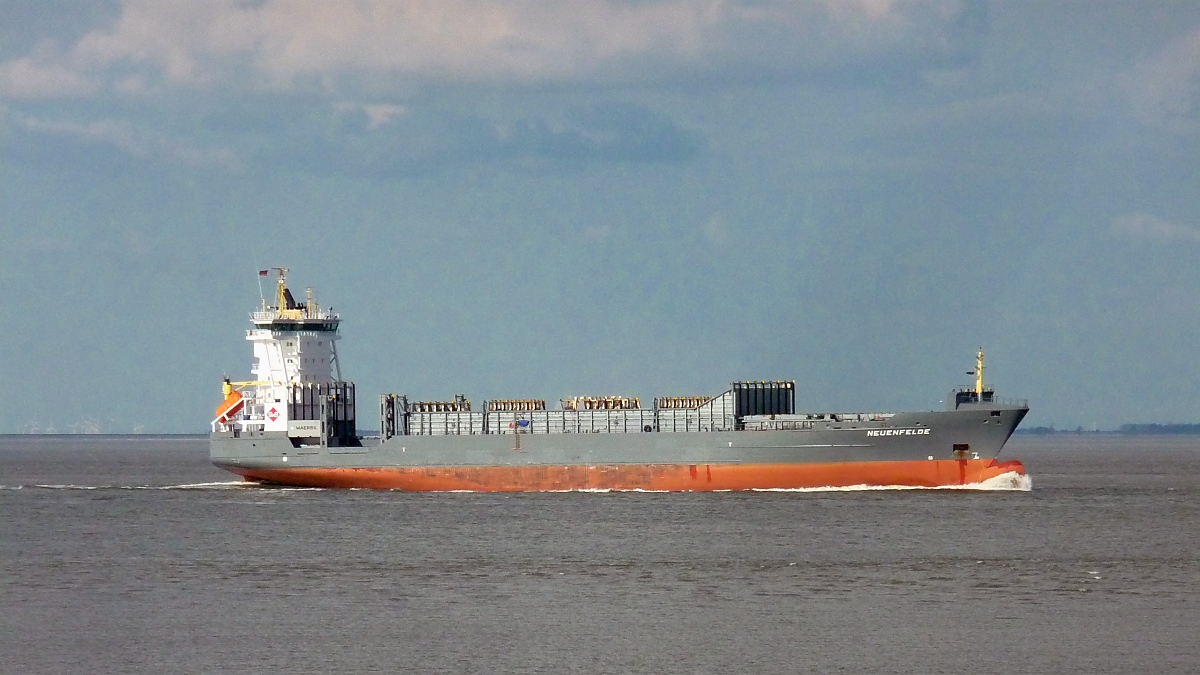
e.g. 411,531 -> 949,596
246,269 -> 343,387
249,283 -> 340,330
250,309 -> 340,331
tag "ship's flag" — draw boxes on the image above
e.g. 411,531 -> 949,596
259,269 -> 269,276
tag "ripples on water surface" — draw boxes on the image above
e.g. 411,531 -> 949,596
2,434 -> 1198,674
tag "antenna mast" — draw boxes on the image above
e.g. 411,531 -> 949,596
975,349 -> 984,396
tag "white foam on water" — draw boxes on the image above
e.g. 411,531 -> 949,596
960,471 -> 1032,491
240,487 -> 327,492
546,488 -> 612,493
401,476 -> 1034,495
545,488 -> 669,493
153,481 -> 257,490
748,471 -> 1032,493
200,482 -> 326,491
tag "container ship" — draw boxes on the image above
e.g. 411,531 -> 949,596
210,270 -> 1029,491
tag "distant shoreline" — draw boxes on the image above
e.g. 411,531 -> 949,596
1017,424 -> 1200,436
0,433 -> 207,439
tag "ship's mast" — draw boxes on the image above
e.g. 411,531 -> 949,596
975,349 -> 984,396
277,267 -> 288,315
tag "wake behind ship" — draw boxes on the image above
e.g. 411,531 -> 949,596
210,270 -> 1029,491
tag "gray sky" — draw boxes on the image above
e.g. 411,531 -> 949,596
2,0 -> 1198,433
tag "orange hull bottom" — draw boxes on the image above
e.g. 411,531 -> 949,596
229,459 -> 1025,491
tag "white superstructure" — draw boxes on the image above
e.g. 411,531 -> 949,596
213,268 -> 345,434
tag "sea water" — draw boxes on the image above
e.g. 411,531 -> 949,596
2,434 -> 1197,673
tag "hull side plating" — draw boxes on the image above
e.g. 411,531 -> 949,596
211,406 -> 1028,491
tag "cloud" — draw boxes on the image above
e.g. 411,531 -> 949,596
3,92 -> 700,175
0,0 -> 985,99
249,99 -> 703,175
512,102 -> 703,163
6,110 -> 239,169
0,55 -> 99,98
361,103 -> 407,130
1123,27 -> 1200,133
1112,212 -> 1200,243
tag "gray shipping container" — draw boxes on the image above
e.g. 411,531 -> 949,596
408,411 -> 486,436
290,382 -> 356,424
740,414 -> 816,431
656,391 -> 735,432
487,411 -> 572,434
575,409 -> 657,434
487,409 -> 657,434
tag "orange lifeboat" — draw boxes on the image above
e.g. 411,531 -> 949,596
215,389 -> 244,423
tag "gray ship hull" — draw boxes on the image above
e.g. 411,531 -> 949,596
210,402 -> 1028,491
